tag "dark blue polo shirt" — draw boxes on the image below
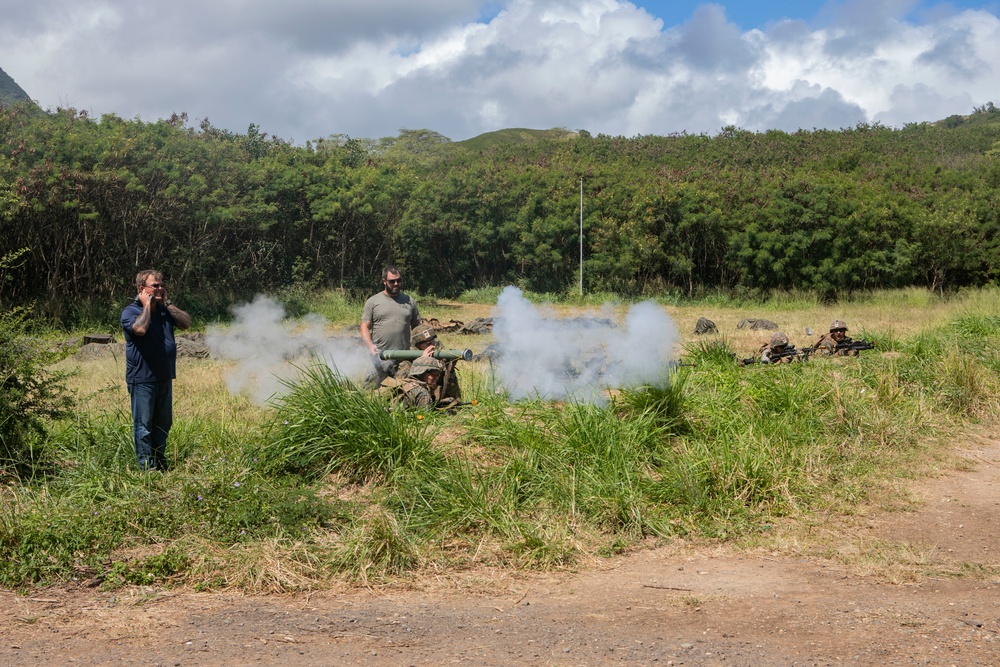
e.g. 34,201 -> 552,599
121,300 -> 177,384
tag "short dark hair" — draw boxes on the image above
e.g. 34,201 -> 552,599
382,265 -> 401,281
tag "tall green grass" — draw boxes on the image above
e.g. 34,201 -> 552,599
0,408 -> 347,588
3,304 -> 1000,590
307,290 -> 364,323
263,364 -> 432,482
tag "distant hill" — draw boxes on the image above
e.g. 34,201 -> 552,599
456,127 -> 577,151
933,102 -> 1000,130
0,66 -> 30,106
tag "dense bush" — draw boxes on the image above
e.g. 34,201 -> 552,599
3,102 -> 1000,323
264,364 -> 432,482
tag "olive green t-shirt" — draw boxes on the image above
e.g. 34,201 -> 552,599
361,291 -> 420,351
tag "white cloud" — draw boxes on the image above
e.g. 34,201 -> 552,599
757,8 -> 1000,128
874,83 -> 974,126
0,0 -> 997,141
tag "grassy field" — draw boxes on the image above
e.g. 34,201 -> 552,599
2,287 -> 999,592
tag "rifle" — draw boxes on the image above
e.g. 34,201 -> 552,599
379,349 -> 473,362
429,398 -> 479,413
835,339 -> 875,353
740,346 -> 813,366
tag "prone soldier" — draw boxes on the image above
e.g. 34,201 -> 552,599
813,320 -> 874,357
743,332 -> 810,365
377,357 -> 460,410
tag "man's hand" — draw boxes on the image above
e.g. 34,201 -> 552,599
420,345 -> 436,358
360,320 -> 379,355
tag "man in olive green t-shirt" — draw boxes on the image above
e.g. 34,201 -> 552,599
360,265 -> 421,386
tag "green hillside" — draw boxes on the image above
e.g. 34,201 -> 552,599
0,67 -> 30,105
456,127 -> 577,151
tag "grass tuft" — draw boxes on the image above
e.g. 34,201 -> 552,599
263,364 -> 432,482
330,506 -> 418,584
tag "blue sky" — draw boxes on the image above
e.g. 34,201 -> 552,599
639,0 -> 1000,29
644,0 -> 820,27
1,0 -> 999,142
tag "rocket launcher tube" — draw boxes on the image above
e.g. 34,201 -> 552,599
379,349 -> 473,362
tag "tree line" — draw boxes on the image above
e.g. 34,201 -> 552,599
1,101 -> 999,325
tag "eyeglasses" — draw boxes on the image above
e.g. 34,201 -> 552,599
385,279 -> 402,284
145,283 -> 163,288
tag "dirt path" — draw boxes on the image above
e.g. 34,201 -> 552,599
4,439 -> 1000,667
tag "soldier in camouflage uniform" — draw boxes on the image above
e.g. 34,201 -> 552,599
758,332 -> 800,364
378,357 -> 458,410
814,320 -> 857,357
396,323 -> 463,402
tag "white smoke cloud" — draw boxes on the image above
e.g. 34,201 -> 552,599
491,286 -> 679,403
206,294 -> 370,403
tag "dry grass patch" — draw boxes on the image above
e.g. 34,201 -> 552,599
186,536 -> 334,594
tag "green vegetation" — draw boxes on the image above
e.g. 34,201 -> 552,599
2,102 -> 1000,325
2,290 -> 999,592
264,365 -> 431,482
0,249 -> 71,477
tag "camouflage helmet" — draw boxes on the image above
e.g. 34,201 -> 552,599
411,323 -> 438,346
769,332 -> 789,348
408,356 -> 442,378
829,319 -> 848,333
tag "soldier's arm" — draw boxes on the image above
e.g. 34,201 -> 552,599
403,383 -> 434,409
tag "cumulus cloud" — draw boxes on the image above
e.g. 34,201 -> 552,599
674,4 -> 759,73
0,0 -> 997,141
915,25 -> 989,78
873,82 -> 974,126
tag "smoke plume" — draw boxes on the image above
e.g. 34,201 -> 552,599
206,294 -> 369,403
492,286 -> 680,403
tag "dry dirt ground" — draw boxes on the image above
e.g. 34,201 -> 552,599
3,438 -> 1000,667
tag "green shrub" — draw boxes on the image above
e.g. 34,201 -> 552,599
101,548 -> 191,588
0,290 -> 73,476
181,473 -> 345,542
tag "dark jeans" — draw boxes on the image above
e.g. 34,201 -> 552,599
128,380 -> 173,471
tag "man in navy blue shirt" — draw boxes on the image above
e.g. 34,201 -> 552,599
121,270 -> 191,471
